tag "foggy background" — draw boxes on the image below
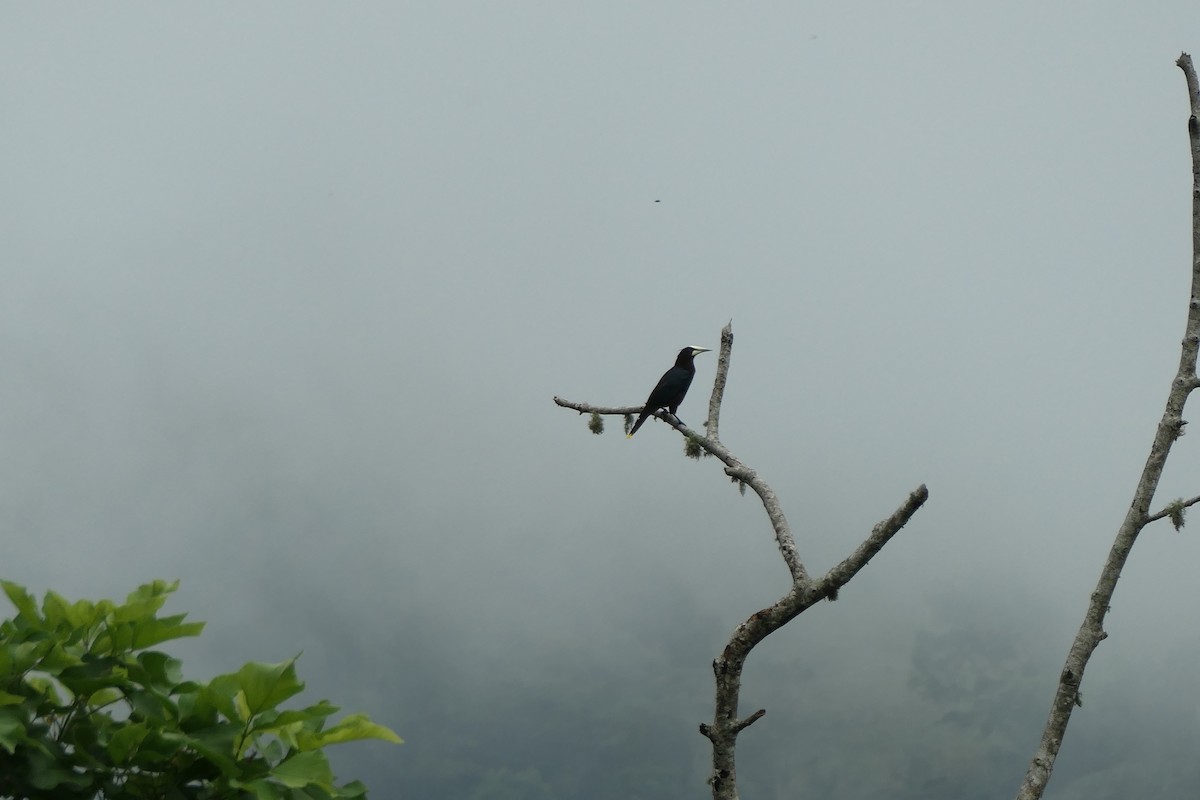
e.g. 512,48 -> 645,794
3,3 -> 1199,798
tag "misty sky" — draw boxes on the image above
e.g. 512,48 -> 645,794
3,4 -> 1199,798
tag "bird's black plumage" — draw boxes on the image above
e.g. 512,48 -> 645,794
627,346 -> 710,438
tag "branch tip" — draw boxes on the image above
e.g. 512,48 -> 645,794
705,322 -> 735,443
733,709 -> 766,734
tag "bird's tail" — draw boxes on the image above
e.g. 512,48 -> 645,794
627,410 -> 650,438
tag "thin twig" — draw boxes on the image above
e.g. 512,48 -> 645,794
554,395 -> 809,584
553,398 -> 643,418
1144,493 -> 1200,525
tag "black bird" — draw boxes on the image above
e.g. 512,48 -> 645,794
627,346 -> 711,438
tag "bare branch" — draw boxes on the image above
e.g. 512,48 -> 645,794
1015,53 -> 1200,800
705,322 -> 735,444
732,709 -> 766,734
1179,52 -> 1199,108
553,397 -> 642,417
815,484 -> 930,596
554,394 -> 811,584
722,461 -> 808,585
1145,493 -> 1200,526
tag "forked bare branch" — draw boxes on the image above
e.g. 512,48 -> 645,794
555,324 -> 927,800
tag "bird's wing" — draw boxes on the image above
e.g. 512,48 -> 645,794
645,366 -> 687,409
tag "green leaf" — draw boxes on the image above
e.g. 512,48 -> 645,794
91,622 -> 132,656
204,673 -> 245,723
107,721 -> 149,764
38,641 -> 82,674
297,713 -> 403,749
0,705 -> 30,754
254,735 -> 287,764
158,726 -> 241,777
335,780 -> 370,798
271,750 -> 334,789
131,650 -> 184,690
235,689 -> 253,723
112,598 -> 168,626
38,594 -> 103,636
0,689 -> 25,706
24,674 -> 69,707
239,777 -> 291,800
126,686 -> 177,724
41,591 -> 73,629
129,614 -> 205,650
254,700 -> 339,733
129,727 -> 183,763
1,581 -> 40,624
123,579 -> 180,608
57,656 -> 124,696
1,640 -> 48,677
236,658 -> 305,716
175,683 -> 218,729
24,746 -> 94,791
88,687 -> 123,709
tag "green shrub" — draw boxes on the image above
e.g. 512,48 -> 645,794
0,579 -> 400,799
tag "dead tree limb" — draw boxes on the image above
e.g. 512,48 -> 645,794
705,322 -> 735,443
1014,52 -> 1200,800
555,321 -> 927,799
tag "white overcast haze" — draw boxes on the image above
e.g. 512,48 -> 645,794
3,3 -> 1199,798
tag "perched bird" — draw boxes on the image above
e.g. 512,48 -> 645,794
627,346 -> 711,438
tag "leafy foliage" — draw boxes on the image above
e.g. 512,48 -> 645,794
0,579 -> 400,799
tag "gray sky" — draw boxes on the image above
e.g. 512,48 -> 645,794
3,4 -> 1199,798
